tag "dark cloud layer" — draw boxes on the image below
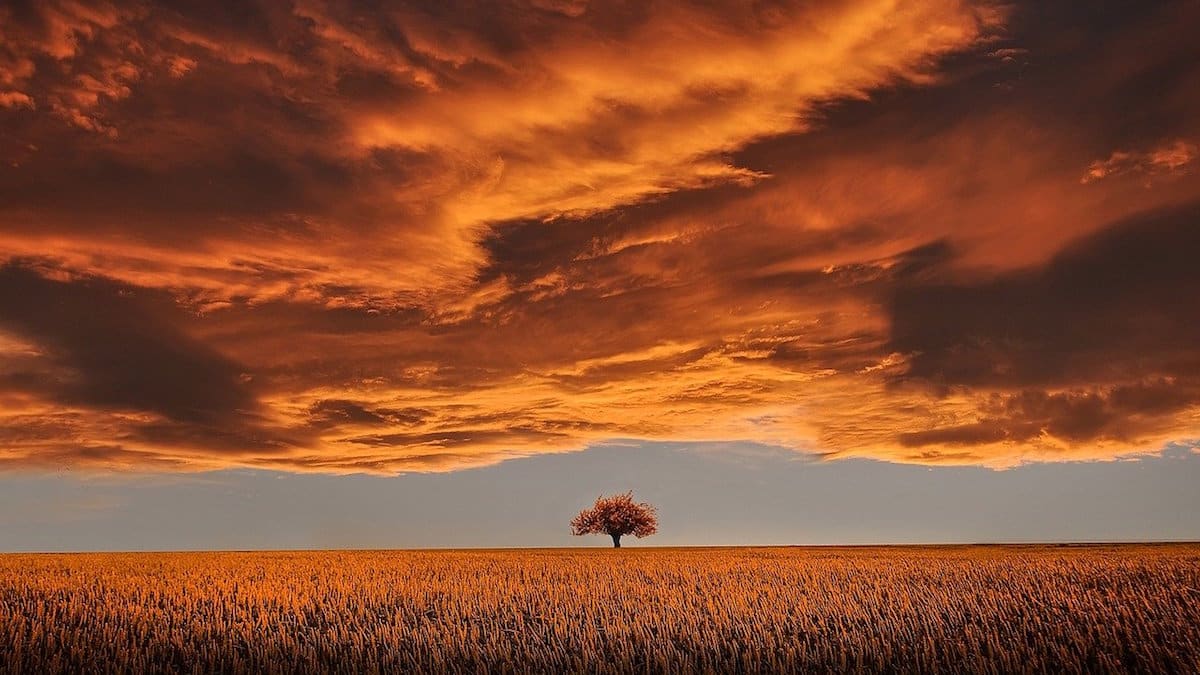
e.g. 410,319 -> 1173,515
891,202 -> 1200,388
0,0 -> 1198,472
887,202 -> 1200,453
0,263 -> 257,423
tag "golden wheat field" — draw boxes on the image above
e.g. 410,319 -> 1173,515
1,544 -> 1197,674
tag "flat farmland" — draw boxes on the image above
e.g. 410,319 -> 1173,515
1,545 -> 1197,673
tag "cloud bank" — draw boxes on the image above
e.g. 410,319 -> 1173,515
1,0 -> 1198,472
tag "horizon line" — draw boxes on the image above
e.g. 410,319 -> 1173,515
6,540 -> 1199,555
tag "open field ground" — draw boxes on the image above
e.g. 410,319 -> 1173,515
1,544 -> 1198,673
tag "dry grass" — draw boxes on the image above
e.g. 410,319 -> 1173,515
1,544 -> 1197,673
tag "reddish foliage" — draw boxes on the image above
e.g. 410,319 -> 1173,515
571,492 -> 658,546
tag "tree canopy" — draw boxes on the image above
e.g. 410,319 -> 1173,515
571,492 -> 658,547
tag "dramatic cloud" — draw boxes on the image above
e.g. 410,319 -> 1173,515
1,0 -> 1198,473
886,202 -> 1200,463
1081,140 -> 1197,185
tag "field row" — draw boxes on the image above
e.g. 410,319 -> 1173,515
1,545 -> 1198,673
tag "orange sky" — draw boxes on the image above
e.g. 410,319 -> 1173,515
1,0 -> 1198,474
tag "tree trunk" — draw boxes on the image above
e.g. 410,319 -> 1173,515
611,533 -> 622,548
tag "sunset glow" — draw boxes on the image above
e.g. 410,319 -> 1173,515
2,0 -> 1198,475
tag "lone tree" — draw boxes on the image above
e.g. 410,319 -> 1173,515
571,492 -> 658,548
